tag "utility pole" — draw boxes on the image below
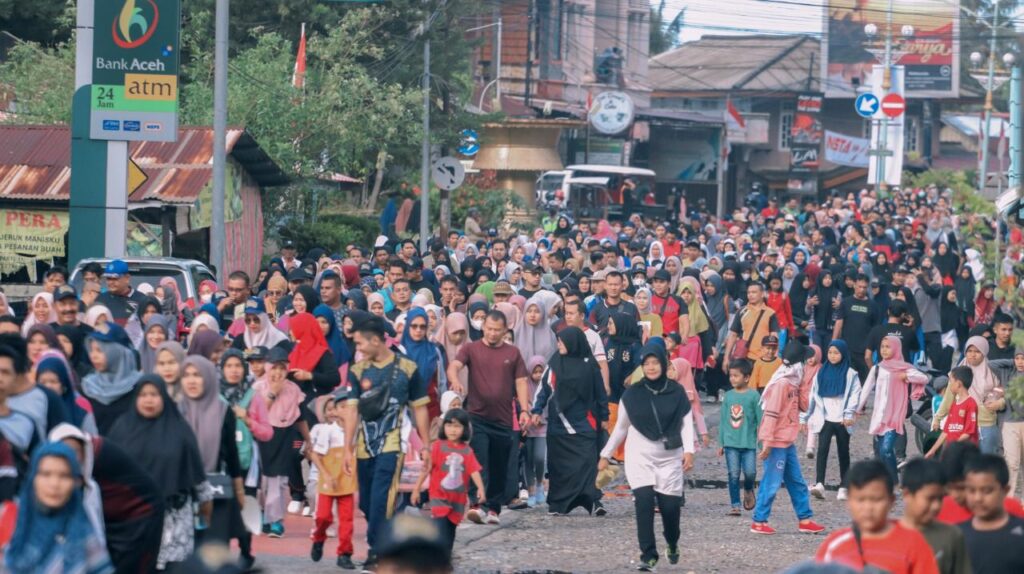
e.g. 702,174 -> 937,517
978,0 -> 1000,195
876,0 -> 894,193
419,28 -> 431,254
211,0 -> 229,281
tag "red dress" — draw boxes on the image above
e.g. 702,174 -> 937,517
428,440 -> 482,525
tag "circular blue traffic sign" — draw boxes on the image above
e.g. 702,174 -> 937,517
854,93 -> 880,118
458,129 -> 480,157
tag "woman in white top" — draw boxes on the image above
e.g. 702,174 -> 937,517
801,340 -> 861,501
599,342 -> 696,572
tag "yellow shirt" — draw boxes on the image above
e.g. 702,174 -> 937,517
750,357 -> 781,390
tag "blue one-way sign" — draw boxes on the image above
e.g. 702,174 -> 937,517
855,93 -> 879,118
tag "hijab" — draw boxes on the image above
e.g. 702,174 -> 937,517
436,312 -> 469,361
963,336 -> 999,405
5,442 -> 109,574
700,271 -> 728,329
187,328 -> 223,360
634,286 -> 655,315
494,302 -> 521,331
179,356 -> 228,472
440,390 -> 461,414
36,356 -> 88,428
679,276 -> 710,335
620,342 -> 691,443
26,324 -> 61,361
21,292 -> 57,337
219,349 -> 251,407
401,307 -> 442,384
190,312 -> 221,335
802,344 -> 822,388
467,301 -> 489,341
155,340 -> 186,402
84,305 -> 113,329
81,337 -> 142,406
56,323 -> 90,375
292,285 -> 322,314
255,374 -> 303,428
313,304 -> 352,366
549,327 -> 599,412
347,290 -> 368,311
288,312 -> 330,372
243,309 -> 288,350
609,312 -> 641,347
817,340 -> 850,398
137,314 -> 170,373
878,335 -> 914,374
107,375 -> 206,499
46,424 -> 104,544
515,296 -> 557,362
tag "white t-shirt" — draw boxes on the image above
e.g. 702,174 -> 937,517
582,327 -> 607,362
310,422 -> 347,455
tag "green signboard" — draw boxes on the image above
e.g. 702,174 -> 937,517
90,0 -> 181,142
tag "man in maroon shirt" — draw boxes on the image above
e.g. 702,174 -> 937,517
447,311 -> 530,525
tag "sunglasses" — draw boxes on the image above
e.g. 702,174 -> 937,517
244,315 -> 261,324
267,290 -> 284,297
409,323 -> 428,331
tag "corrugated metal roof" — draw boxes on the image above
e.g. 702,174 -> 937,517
0,125 -> 287,203
649,35 -> 820,94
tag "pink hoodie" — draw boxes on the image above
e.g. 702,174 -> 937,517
757,364 -> 807,448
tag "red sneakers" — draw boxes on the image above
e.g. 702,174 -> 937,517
750,522 -> 776,535
798,520 -> 827,534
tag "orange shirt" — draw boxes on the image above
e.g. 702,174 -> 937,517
816,521 -> 939,574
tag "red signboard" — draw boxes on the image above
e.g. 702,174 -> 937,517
881,94 -> 906,118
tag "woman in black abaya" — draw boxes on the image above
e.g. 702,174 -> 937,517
529,327 -> 609,516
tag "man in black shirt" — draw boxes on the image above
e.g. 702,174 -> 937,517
518,264 -> 545,299
833,274 -> 878,382
588,270 -> 639,335
989,313 -> 1016,361
960,455 -> 1024,574
95,259 -> 148,326
865,300 -> 919,368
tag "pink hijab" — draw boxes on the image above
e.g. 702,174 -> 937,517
671,358 -> 707,436
879,335 -> 914,374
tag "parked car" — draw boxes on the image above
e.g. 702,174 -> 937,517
70,257 -> 216,307
535,165 -> 657,221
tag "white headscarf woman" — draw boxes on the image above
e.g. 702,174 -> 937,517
21,292 -> 58,337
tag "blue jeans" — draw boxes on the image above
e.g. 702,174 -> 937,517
873,431 -> 899,483
980,425 -> 1002,455
724,447 -> 757,508
357,451 -> 399,556
752,445 -> 813,523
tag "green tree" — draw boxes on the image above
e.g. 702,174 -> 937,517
650,2 -> 684,56
0,0 -> 73,44
0,40 -> 74,123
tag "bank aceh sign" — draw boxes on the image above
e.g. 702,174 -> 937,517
90,0 -> 181,142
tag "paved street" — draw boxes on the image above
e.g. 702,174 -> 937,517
255,402 -> 896,573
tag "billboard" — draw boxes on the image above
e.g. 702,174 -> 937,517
822,0 -> 959,98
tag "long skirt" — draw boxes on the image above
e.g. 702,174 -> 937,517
546,431 -> 601,514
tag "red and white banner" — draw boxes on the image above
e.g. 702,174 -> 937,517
824,130 -> 870,168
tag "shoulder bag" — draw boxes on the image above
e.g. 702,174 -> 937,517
731,308 -> 765,362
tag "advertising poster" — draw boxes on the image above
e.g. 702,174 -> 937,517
822,0 -> 959,97
789,93 -> 822,194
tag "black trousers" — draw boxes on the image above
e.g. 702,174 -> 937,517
434,517 -> 457,553
633,486 -> 681,563
815,421 -> 851,487
469,416 -> 515,514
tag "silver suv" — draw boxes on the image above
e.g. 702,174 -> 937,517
69,257 -> 216,306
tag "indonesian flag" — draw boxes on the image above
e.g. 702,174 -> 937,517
292,23 -> 307,89
725,96 -> 746,130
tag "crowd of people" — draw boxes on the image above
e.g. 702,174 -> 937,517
0,183 -> 1022,573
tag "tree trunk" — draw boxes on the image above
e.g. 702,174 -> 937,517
366,150 -> 388,211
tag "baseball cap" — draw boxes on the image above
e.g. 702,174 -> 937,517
103,259 -> 129,278
281,240 -> 297,250
652,269 -> 672,282
244,346 -> 269,361
493,281 -> 514,296
617,233 -> 630,243
286,268 -> 309,282
591,269 -> 610,282
54,284 -> 77,301
522,263 -> 542,274
267,346 -> 290,364
243,297 -> 266,315
761,334 -> 780,347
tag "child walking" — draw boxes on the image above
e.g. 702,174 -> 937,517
750,340 -> 826,535
525,356 -> 548,507
803,340 -> 861,501
413,408 -> 485,552
856,336 -> 927,483
719,359 -> 761,515
749,335 -> 781,393
309,395 -> 357,570
925,366 -> 978,459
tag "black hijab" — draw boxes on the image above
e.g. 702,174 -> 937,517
347,290 -> 368,312
293,285 -> 321,312
550,327 -> 599,412
107,375 -> 206,500
467,301 -> 489,341
608,313 -> 641,347
620,343 -> 691,443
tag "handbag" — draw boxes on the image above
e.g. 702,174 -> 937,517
206,472 -> 235,501
649,397 -> 683,451
731,308 -> 766,361
358,361 -> 401,421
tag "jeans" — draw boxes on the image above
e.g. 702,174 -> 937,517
469,416 -> 515,514
524,437 -> 547,489
811,330 -> 832,353
815,421 -> 851,487
752,445 -> 813,523
979,424 -> 1002,455
357,451 -> 399,554
873,431 -> 899,484
634,486 -> 681,562
724,447 -> 756,508
434,517 -> 457,553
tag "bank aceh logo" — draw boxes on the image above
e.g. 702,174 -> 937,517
112,0 -> 159,49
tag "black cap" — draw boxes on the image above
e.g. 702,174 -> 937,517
244,346 -> 269,361
54,284 -> 77,301
522,263 -> 542,274
629,239 -> 645,251
267,346 -> 290,364
281,240 -> 297,250
652,269 -> 672,282
782,339 -> 814,366
359,263 -> 373,277
287,268 -> 309,282
376,514 -> 451,569
617,233 -> 630,243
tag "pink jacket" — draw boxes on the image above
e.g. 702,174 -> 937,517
246,392 -> 274,441
758,382 -> 805,449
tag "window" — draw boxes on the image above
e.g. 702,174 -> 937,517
779,101 -> 795,150
904,116 -> 919,153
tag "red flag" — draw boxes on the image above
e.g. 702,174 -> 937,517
726,97 -> 746,129
292,23 -> 306,89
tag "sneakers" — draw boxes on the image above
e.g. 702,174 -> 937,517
287,500 -> 303,514
238,554 -> 255,573
810,482 -> 826,500
667,545 -> 680,565
465,507 -> 484,524
360,555 -> 377,574
837,487 -> 848,501
743,489 -> 756,511
302,505 -> 313,517
310,541 -> 324,562
750,522 -> 776,535
261,523 -> 271,535
526,494 -> 537,508
507,498 -> 529,510
535,487 -> 546,505
637,558 -> 658,571
268,521 -> 285,538
728,507 -> 742,516
485,511 -> 501,525
337,555 -> 356,570
594,501 -> 607,517
798,519 -> 827,534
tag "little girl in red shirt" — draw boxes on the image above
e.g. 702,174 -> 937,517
412,408 -> 485,552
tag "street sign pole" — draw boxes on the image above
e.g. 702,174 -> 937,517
212,0 -> 229,281
419,36 -> 431,254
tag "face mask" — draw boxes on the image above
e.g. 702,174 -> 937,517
201,293 -> 213,304
632,277 -> 646,287
470,319 -> 484,331
741,273 -> 751,280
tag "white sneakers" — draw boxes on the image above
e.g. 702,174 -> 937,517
485,511 -> 501,525
301,505 -> 312,517
287,500 -> 303,514
465,507 -> 484,524
837,488 -> 848,501
810,483 -> 826,500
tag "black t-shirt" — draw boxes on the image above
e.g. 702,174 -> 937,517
518,286 -> 544,299
95,290 -> 149,326
589,298 -> 640,332
837,296 -> 878,352
961,515 -> 1024,574
989,341 -> 1016,361
865,322 -> 920,359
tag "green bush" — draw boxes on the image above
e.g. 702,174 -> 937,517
318,213 -> 380,245
278,221 -> 369,256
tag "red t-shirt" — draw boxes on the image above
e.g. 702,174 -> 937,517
942,395 -> 979,444
936,494 -> 1024,524
650,293 -> 686,335
428,440 -> 481,525
815,521 -> 939,574
455,341 -> 528,426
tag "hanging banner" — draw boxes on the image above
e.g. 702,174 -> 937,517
824,130 -> 871,167
788,93 -> 822,194
0,209 -> 69,278
822,0 -> 959,98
